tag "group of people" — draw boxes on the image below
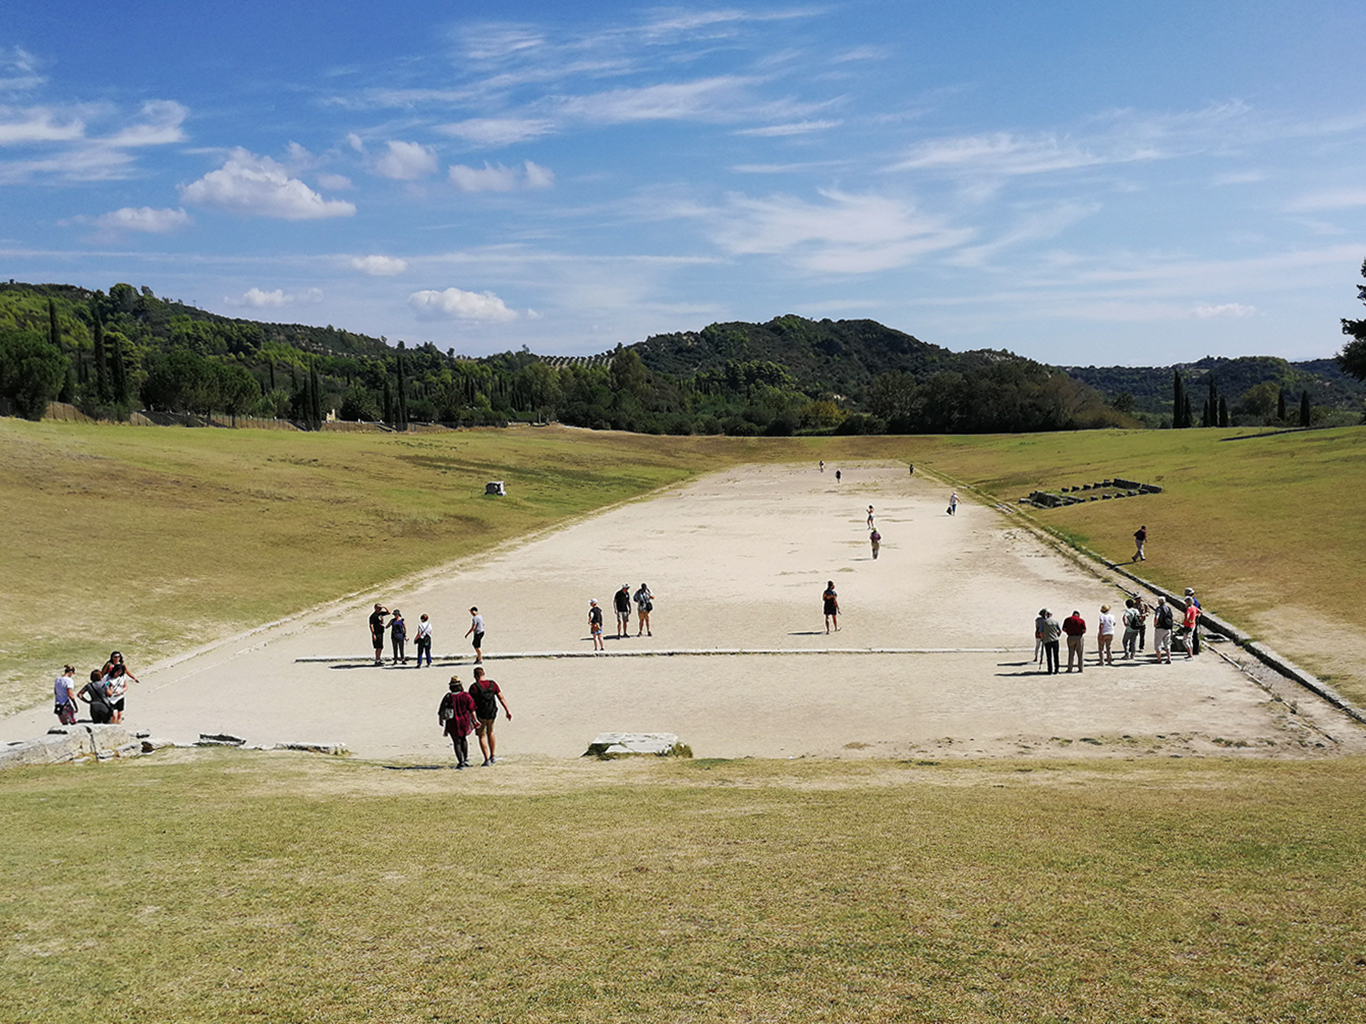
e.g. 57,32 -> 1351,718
1033,588 -> 1203,674
367,604 -> 485,666
436,666 -> 511,768
588,583 -> 655,650
53,652 -> 138,725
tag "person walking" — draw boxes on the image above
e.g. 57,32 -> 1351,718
369,604 -> 388,665
1062,610 -> 1087,672
589,599 -> 604,650
389,609 -> 407,664
1121,599 -> 1141,659
948,490 -> 959,516
1040,609 -> 1062,674
867,506 -> 875,529
1097,604 -> 1116,666
1133,525 -> 1147,562
414,614 -> 433,667
437,676 -> 477,769
469,666 -> 511,766
869,528 -> 881,560
1152,597 -> 1174,663
634,583 -> 654,636
823,581 -> 840,633
835,469 -> 841,483
613,584 -> 632,638
54,665 -> 79,725
819,460 -> 824,473
464,607 -> 485,663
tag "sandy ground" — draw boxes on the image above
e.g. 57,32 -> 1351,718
6,462 -> 1363,763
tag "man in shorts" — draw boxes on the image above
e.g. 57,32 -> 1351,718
613,584 -> 631,638
470,666 -> 511,766
369,604 -> 388,665
465,607 -> 485,663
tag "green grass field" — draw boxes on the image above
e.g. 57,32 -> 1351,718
4,752 -> 1366,1023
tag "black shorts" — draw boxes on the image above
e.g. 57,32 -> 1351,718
371,631 -> 383,648
112,698 -> 125,712
472,631 -> 484,649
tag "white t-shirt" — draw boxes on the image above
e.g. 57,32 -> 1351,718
1098,613 -> 1116,637
54,674 -> 77,703
470,614 -> 484,634
416,620 -> 432,640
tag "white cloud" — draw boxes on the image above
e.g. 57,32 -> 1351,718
409,287 -> 519,321
706,189 -> 974,274
1286,188 -> 1366,212
181,148 -> 356,219
351,254 -> 408,276
373,140 -> 438,180
104,100 -> 187,147
891,132 -> 1111,177
437,117 -> 554,147
558,77 -> 753,124
0,46 -> 44,92
346,132 -> 365,153
226,287 -> 324,308
734,120 -> 841,137
0,107 -> 85,144
449,160 -> 554,192
92,206 -> 192,233
1192,303 -> 1258,318
316,172 -> 352,190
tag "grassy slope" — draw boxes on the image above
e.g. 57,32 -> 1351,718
0,421 -> 807,714
3,752 -> 1365,1023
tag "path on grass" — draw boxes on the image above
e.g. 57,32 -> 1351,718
5,463 -> 1362,761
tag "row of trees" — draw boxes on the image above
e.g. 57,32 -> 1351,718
1171,370 -> 1311,429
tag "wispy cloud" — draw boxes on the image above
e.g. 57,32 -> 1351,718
0,46 -> 44,92
436,117 -> 554,147
556,76 -> 756,124
409,286 -> 519,321
733,119 -> 841,137
225,286 -> 324,308
1192,302 -> 1258,318
0,107 -> 86,144
449,160 -> 553,192
705,189 -> 974,273
181,148 -> 356,219
0,98 -> 187,183
1286,188 -> 1366,212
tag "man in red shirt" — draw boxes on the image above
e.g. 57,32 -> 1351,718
1062,610 -> 1087,673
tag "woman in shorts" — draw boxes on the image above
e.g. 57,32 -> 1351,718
634,583 -> 654,636
589,600 -> 604,650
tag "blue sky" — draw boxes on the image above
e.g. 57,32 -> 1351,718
3,1 -> 1364,366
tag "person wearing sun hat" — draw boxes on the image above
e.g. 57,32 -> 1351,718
589,599 -> 604,650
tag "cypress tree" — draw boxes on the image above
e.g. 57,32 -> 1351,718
1207,376 -> 1217,427
1299,390 -> 1311,427
1201,399 -> 1211,428
382,378 -> 393,423
396,342 -> 409,429
309,362 -> 323,429
109,333 -> 130,405
1172,370 -> 1185,427
1182,393 -> 1194,430
1218,395 -> 1229,427
1277,388 -> 1287,421
92,314 -> 109,402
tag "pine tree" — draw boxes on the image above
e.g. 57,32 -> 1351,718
1300,390 -> 1311,427
1172,370 -> 1185,427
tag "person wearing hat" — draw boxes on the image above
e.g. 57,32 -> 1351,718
613,584 -> 632,638
1039,610 -> 1062,674
389,609 -> 407,664
1097,604 -> 1116,666
588,600 -> 604,650
437,676 -> 477,769
368,604 -> 389,665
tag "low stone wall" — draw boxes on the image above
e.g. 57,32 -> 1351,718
0,724 -> 146,769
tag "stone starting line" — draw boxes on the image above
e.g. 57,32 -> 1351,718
295,646 -> 1031,664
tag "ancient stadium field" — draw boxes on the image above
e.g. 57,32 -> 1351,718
5,461 -> 1357,762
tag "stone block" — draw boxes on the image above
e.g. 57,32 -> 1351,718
272,742 -> 349,756
585,732 -> 683,757
197,733 -> 246,747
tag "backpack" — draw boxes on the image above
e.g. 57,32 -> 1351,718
438,694 -> 454,722
1155,604 -> 1173,629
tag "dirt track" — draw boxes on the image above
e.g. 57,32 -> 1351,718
6,463 -> 1362,762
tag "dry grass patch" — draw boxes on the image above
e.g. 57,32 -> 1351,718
3,752 -> 1366,1022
